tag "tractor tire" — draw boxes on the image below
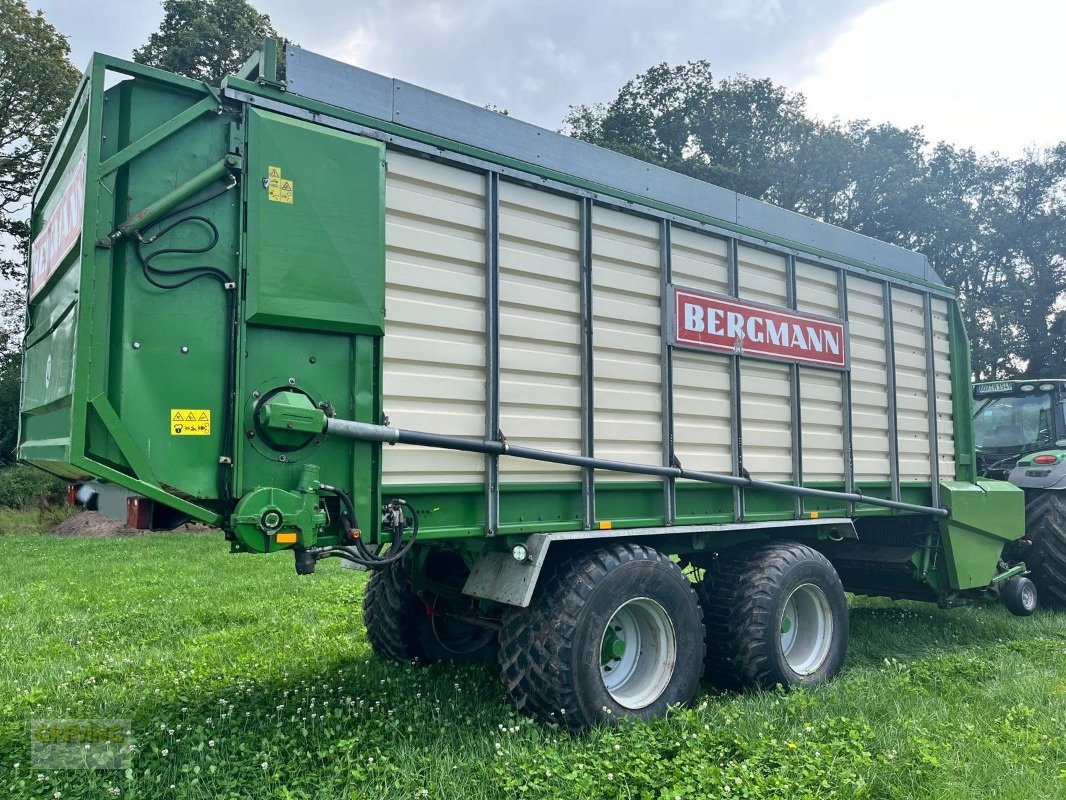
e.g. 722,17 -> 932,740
1023,490 -> 1066,608
698,541 -> 848,691
364,560 -> 421,662
363,559 -> 495,664
498,543 -> 705,731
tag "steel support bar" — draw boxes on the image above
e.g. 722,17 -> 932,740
324,417 -> 948,518
579,198 -> 596,528
839,271 -> 856,516
923,294 -> 942,509
660,219 -> 676,525
98,95 -> 218,178
728,238 -> 744,520
484,171 -> 501,536
883,284 -> 901,502
786,255 -> 803,518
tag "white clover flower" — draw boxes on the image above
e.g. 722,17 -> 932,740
161,749 -> 169,757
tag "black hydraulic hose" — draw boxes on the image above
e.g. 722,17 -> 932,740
131,177 -> 239,505
315,488 -> 419,568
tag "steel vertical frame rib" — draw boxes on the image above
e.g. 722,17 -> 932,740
883,283 -> 901,502
728,238 -> 744,521
484,171 -> 501,536
923,294 -> 942,509
660,219 -> 676,525
786,255 -> 803,518
579,198 -> 596,529
838,271 -> 856,516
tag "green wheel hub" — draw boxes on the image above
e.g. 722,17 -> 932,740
601,628 -> 626,665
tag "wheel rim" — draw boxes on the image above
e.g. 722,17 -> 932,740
1021,581 -> 1037,610
779,583 -> 834,676
599,597 -> 677,709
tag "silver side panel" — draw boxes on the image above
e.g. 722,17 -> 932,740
285,45 -> 944,288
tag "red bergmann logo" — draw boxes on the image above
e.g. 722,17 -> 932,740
671,286 -> 848,370
30,155 -> 87,300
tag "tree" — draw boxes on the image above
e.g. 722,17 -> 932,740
0,0 -> 80,282
133,0 -> 279,85
566,61 -> 1066,380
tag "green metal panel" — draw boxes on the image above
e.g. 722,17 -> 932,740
236,108 -> 385,543
938,480 -> 1025,589
244,108 -> 385,336
20,54 -> 236,522
387,479 -> 941,541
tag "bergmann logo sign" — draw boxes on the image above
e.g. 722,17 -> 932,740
671,286 -> 848,370
30,154 -> 87,300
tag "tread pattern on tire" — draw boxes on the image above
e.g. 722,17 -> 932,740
497,542 -> 702,731
1024,491 -> 1066,608
363,560 -> 420,662
698,540 -> 843,691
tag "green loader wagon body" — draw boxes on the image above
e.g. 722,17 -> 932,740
18,42 -> 1033,728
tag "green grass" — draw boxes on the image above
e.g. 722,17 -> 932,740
0,532 -> 1064,799
0,508 -> 71,537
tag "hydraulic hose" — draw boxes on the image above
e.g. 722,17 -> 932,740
314,488 -> 420,569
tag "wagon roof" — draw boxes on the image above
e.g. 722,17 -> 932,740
279,45 -> 945,290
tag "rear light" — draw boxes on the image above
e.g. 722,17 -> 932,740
1033,454 -> 1058,465
66,484 -> 80,506
126,497 -> 151,529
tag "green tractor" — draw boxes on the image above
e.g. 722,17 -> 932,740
974,379 -> 1066,606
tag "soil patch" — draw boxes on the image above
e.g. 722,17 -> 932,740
48,511 -> 214,538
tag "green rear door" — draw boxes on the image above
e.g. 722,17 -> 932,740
236,108 -> 386,541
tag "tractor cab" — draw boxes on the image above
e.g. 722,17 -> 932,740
973,379 -> 1066,479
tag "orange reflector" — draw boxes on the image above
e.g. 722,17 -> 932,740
1034,454 -> 1058,465
276,532 -> 298,545
809,511 -> 820,519
599,520 -> 613,530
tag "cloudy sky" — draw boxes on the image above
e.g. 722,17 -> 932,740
34,0 -> 1066,158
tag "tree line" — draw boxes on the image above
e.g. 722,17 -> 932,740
564,61 -> 1066,381
1,0 -> 1064,466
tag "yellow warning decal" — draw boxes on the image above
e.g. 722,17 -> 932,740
267,165 -> 293,204
170,409 -> 211,436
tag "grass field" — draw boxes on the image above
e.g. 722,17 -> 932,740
0,522 -> 1064,799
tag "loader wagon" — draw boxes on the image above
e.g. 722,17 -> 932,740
19,41 -> 1033,729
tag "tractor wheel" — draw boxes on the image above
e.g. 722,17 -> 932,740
1023,490 -> 1066,608
363,558 -> 495,664
498,543 -> 705,730
364,560 -> 421,662
698,541 -> 848,691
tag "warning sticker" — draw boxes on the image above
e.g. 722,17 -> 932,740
266,165 -> 293,204
170,409 -> 211,436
